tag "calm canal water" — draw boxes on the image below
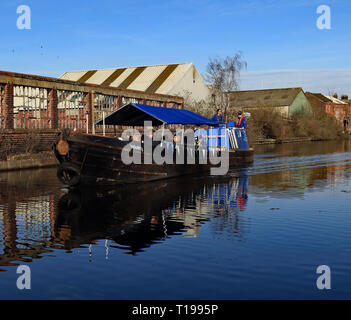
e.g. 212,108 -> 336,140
1,140 -> 351,299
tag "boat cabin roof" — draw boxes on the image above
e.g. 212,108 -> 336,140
95,103 -> 218,126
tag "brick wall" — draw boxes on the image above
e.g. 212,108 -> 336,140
0,130 -> 60,160
306,92 -> 349,127
48,89 -> 58,129
4,83 -> 14,129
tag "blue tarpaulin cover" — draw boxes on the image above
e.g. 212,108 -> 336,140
95,103 -> 218,126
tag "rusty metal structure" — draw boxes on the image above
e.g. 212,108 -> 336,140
0,70 -> 184,132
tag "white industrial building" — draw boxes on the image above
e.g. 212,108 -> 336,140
60,63 -> 211,103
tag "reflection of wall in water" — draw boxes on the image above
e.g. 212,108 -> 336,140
0,195 -> 55,256
15,196 -> 53,243
0,168 -> 59,266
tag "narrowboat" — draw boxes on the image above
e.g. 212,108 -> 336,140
53,103 -> 254,186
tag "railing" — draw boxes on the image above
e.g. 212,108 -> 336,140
13,86 -> 50,129
57,89 -> 87,130
94,93 -> 119,132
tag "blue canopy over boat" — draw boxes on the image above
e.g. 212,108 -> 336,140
95,103 -> 219,126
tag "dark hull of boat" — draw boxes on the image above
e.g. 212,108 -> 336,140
54,133 -> 254,186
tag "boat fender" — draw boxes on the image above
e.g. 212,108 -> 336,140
57,162 -> 81,186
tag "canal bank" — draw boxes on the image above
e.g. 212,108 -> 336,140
252,136 -> 351,145
0,151 -> 57,172
252,137 -> 315,145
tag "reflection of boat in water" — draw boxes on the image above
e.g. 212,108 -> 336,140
0,173 -> 249,266
208,174 -> 248,212
54,103 -> 254,186
56,174 -> 249,254
56,181 -> 187,253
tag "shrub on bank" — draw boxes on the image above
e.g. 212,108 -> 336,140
0,131 -> 45,161
246,108 -> 345,142
291,112 -> 343,140
246,108 -> 285,141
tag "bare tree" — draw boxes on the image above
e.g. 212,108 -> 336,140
205,52 -> 247,121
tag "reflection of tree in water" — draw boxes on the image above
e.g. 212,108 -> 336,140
249,140 -> 351,200
249,160 -> 351,200
255,140 -> 351,158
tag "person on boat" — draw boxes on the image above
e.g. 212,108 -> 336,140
141,126 -> 154,143
173,134 -> 180,143
132,131 -> 142,142
171,134 -> 181,153
235,111 -> 247,129
211,109 -> 225,127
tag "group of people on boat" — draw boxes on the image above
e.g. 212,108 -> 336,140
211,109 -> 247,129
129,108 -> 247,148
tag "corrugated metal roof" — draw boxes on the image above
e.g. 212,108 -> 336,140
101,68 -> 127,86
125,65 -> 167,92
227,87 -> 303,108
156,63 -> 191,94
60,71 -> 87,82
77,70 -> 97,83
306,92 -> 331,103
145,64 -> 176,93
88,69 -> 117,85
307,93 -> 348,105
59,63 -> 193,95
325,95 -> 348,105
109,68 -> 136,87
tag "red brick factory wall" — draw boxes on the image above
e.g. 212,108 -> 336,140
0,130 -> 60,160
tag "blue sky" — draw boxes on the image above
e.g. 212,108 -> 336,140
1,0 -> 351,93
